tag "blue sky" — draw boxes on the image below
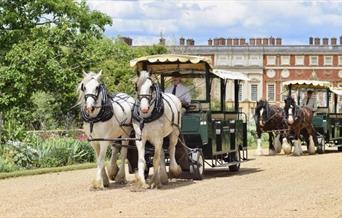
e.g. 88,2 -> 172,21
87,0 -> 342,45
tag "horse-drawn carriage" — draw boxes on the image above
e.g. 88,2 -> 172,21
128,54 -> 249,180
284,80 -> 342,153
79,54 -> 250,189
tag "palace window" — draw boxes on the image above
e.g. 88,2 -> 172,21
324,56 -> 333,65
251,84 -> 258,101
281,56 -> 290,65
339,56 -> 342,65
233,55 -> 244,66
267,56 -> 276,65
267,84 -> 275,101
295,56 -> 304,65
249,55 -> 261,66
310,56 -> 318,65
216,54 -> 229,66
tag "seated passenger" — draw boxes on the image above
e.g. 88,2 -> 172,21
301,90 -> 317,112
165,73 -> 191,107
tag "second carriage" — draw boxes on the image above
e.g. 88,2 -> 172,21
284,80 -> 342,153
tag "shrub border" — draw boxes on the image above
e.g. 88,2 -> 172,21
0,162 -> 95,180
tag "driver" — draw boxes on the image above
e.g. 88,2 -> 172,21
301,90 -> 317,112
165,73 -> 191,107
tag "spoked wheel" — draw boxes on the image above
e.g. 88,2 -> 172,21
189,150 -> 205,180
317,138 -> 325,154
229,150 -> 241,172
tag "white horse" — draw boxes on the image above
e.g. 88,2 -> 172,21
133,71 -> 182,188
78,71 -> 135,189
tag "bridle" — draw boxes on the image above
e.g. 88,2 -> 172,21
81,82 -> 113,133
133,77 -> 164,129
256,101 -> 269,124
285,98 -> 298,120
82,84 -> 101,103
137,78 -> 156,108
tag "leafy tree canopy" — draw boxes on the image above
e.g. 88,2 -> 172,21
0,0 -> 167,131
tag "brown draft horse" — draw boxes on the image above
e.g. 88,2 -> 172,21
284,96 -> 318,155
254,99 -> 291,155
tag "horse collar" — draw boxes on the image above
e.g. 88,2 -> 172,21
132,84 -> 164,130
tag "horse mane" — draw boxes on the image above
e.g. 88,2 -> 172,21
136,71 -> 150,90
76,71 -> 100,106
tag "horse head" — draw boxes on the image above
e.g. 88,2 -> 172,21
136,71 -> 156,114
255,99 -> 269,127
78,70 -> 104,116
284,95 -> 296,125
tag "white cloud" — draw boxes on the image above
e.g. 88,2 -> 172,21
87,1 -> 138,19
87,0 -> 342,45
108,18 -> 178,35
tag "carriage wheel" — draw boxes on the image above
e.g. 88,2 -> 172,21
229,150 -> 241,172
338,146 -> 342,152
190,150 -> 205,180
317,138 -> 325,154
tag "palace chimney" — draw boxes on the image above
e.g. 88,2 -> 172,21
179,37 -> 185,46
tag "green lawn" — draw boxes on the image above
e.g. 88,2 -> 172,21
0,162 -> 96,180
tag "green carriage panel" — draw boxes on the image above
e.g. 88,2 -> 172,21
209,120 -> 231,156
313,115 -> 327,135
235,120 -> 245,149
181,113 -> 209,148
328,114 -> 342,144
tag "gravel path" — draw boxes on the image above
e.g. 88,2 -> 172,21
0,149 -> 341,218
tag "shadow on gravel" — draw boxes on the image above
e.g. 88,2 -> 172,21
203,167 -> 263,179
106,182 -> 129,190
159,179 -> 195,190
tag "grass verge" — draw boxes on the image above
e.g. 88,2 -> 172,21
0,162 -> 96,180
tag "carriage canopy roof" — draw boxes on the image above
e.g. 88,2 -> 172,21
213,69 -> 250,81
283,80 -> 331,89
130,54 -> 213,74
330,87 -> 342,96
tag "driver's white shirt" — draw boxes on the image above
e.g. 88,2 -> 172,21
165,83 -> 191,105
301,96 -> 317,112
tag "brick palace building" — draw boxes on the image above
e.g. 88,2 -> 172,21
129,36 -> 342,120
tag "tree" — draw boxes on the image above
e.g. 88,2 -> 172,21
0,0 -> 168,132
0,0 -> 111,127
83,38 -> 167,94
0,0 -> 111,57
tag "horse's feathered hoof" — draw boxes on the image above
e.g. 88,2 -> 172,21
160,175 -> 169,185
149,182 -> 162,189
115,178 -> 127,185
148,175 -> 162,189
269,149 -> 276,155
283,148 -> 292,155
90,179 -> 106,190
308,136 -> 316,155
292,152 -> 302,156
282,142 -> 292,155
308,148 -> 316,155
129,180 -> 148,192
169,165 -> 182,178
131,177 -> 148,190
255,149 -> 264,156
